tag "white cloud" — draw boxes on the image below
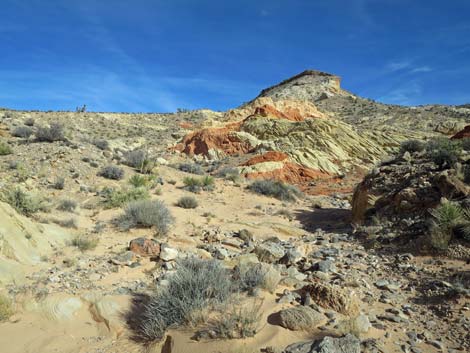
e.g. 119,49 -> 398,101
378,81 -> 422,106
411,66 -> 433,73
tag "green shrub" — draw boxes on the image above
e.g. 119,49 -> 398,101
71,235 -> 99,251
426,138 -> 462,169
101,187 -> 149,208
128,174 -> 156,188
137,257 -> 234,342
117,199 -> 174,236
0,142 -> 12,155
36,123 -> 65,142
183,176 -> 215,193
176,196 -> 198,209
0,294 -> 13,322
2,188 -> 44,216
57,199 -> 77,212
99,165 -> 125,180
248,179 -> 301,201
400,139 -> 426,154
12,126 -> 33,138
178,162 -> 204,175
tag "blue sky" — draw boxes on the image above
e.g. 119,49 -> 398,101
1,0 -> 469,112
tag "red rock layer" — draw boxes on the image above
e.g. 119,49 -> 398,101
251,105 -> 305,121
242,151 -> 289,166
451,125 -> 470,139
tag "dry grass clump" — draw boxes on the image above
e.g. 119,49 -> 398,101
136,257 -> 234,342
117,199 -> 174,236
176,196 -> 198,209
248,179 -> 301,201
71,235 -> 99,251
36,122 -> 65,142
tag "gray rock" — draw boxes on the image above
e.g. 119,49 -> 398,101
315,260 -> 336,273
278,306 -> 326,331
284,334 -> 361,353
254,240 -> 285,263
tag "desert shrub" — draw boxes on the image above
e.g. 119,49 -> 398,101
429,202 -> 464,250
24,117 -> 35,126
124,149 -> 155,173
71,235 -> 99,251
92,138 -> 109,150
117,199 -> 174,236
235,263 -> 280,294
2,188 -> 44,216
12,126 -> 33,138
178,162 -> 204,175
36,122 -> 65,142
426,138 -> 462,169
128,174 -> 157,188
53,217 -> 78,229
176,196 -> 198,209
137,257 -> 234,342
57,199 -> 77,212
101,186 -> 149,208
52,177 -> 65,190
400,139 -> 426,154
203,302 -> 261,339
183,176 -> 215,193
0,142 -> 12,155
248,180 -> 301,201
275,208 -> 294,220
216,167 -> 241,182
461,138 -> 470,151
99,165 -> 124,180
0,294 -> 13,322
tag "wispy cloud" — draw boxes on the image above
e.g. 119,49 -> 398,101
378,81 -> 422,106
411,66 -> 433,73
385,60 -> 412,72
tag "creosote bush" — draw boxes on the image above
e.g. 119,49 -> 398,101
176,195 -> 198,209
2,188 -> 44,216
248,179 -> 302,201
99,165 -> 125,180
0,142 -> 12,155
117,199 -> 174,236
400,139 -> 425,154
426,138 -> 462,169
12,126 -> 33,138
138,257 -> 234,342
36,122 -> 65,142
101,186 -> 150,208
